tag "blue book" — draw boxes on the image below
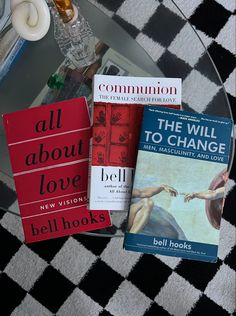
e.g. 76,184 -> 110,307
124,106 -> 233,262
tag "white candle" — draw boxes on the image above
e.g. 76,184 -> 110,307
11,0 -> 51,41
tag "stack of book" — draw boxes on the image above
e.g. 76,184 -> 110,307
2,74 -> 232,263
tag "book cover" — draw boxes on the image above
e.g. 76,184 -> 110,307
124,106 -> 232,262
89,75 -> 182,211
2,97 -> 111,243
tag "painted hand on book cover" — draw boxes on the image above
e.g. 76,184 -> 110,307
184,170 -> 229,230
184,187 -> 225,202
184,171 -> 228,203
132,185 -> 178,198
128,184 -> 178,233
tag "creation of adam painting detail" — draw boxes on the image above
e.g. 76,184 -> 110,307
127,152 -> 231,246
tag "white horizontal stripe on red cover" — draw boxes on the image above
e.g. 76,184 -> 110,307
8,127 -> 91,146
13,158 -> 89,177
18,191 -> 87,206
21,204 -> 88,219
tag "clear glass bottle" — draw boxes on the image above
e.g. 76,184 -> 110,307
50,1 -> 96,68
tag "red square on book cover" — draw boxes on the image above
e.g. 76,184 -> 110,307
2,97 -> 111,243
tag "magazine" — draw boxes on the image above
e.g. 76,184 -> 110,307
124,106 -> 233,262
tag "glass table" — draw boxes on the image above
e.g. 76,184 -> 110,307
0,0 -> 234,237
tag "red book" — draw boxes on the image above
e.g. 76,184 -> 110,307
2,97 -> 111,243
88,75 -> 182,211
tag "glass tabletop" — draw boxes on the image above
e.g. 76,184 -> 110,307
0,0 -> 234,238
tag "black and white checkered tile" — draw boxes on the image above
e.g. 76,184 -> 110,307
0,0 -> 235,315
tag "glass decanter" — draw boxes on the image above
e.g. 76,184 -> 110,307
50,0 -> 96,68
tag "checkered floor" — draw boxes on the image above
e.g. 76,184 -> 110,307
0,0 -> 235,315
